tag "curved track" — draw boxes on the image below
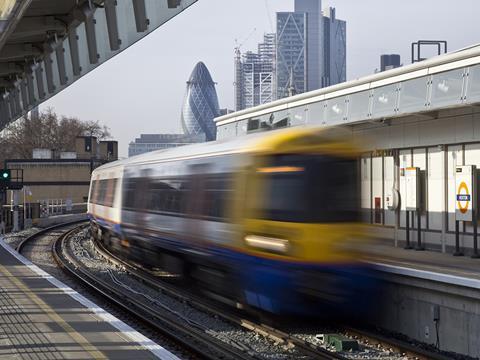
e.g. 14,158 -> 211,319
89,232 -> 455,360
16,222 -> 453,360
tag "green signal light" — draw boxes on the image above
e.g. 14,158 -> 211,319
1,170 -> 10,180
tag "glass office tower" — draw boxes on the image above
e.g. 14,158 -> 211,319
181,62 -> 220,141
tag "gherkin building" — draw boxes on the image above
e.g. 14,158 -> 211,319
181,62 -> 220,141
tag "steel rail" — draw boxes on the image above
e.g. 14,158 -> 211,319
53,226 -> 258,360
92,235 -> 347,360
16,219 -> 88,253
343,327 -> 454,360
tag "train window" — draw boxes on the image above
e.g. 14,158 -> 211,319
90,180 -> 98,203
203,174 -> 232,220
254,158 -> 308,222
312,159 -> 359,222
123,178 -> 137,209
148,178 -> 188,214
103,178 -> 118,207
254,155 -> 359,223
92,179 -> 111,206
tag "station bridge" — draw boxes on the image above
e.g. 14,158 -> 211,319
0,0 -> 197,128
215,44 -> 480,254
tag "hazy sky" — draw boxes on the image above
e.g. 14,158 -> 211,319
42,0 -> 480,157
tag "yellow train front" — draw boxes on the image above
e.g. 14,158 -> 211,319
88,127 -> 376,316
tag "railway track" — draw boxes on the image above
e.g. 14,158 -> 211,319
16,222 -> 453,360
63,225 -> 347,360
52,225 -> 267,360
89,232 -> 455,360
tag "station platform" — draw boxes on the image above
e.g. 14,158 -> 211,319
363,240 -> 480,287
0,238 -> 178,360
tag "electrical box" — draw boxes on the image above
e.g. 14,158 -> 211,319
455,165 -> 476,221
405,167 -> 420,211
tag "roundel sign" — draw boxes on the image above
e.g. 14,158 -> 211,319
455,165 -> 475,221
456,181 -> 470,214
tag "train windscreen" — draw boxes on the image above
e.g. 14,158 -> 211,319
254,155 -> 359,223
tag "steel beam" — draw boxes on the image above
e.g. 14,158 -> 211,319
8,16 -> 66,41
42,50 -> 55,94
68,27 -> 81,76
54,41 -> 68,85
34,64 -> 45,100
25,68 -> 35,106
132,0 -> 149,32
0,62 -> 22,76
104,0 -> 121,51
0,43 -> 41,61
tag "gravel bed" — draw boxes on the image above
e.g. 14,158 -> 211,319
1,227 -> 40,248
69,229 -> 303,360
67,229 -> 452,360
294,330 -> 409,359
19,226 -> 196,360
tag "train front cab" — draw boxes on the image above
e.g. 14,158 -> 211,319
235,132 -> 376,316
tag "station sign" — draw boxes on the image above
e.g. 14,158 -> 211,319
405,167 -> 420,211
455,165 -> 476,221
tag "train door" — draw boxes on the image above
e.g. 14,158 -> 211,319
185,164 -> 209,247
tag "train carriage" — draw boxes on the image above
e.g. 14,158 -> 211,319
88,127 -> 375,315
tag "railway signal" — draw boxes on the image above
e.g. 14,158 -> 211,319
0,169 -> 11,189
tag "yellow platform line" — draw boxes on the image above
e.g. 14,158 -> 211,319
0,263 -> 106,359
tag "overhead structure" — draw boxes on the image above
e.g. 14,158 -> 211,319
0,0 -> 197,129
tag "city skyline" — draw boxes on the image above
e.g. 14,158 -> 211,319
41,0 -> 480,157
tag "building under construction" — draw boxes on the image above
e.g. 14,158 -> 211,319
234,33 -> 276,111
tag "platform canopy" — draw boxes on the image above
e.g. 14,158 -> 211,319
0,0 -> 197,129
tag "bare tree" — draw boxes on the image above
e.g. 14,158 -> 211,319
0,108 -> 111,164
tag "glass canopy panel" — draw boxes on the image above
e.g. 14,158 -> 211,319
429,68 -> 465,108
308,101 -> 327,124
325,96 -> 348,124
347,91 -> 370,122
398,76 -> 428,115
466,65 -> 480,103
237,119 -> 249,135
371,84 -> 398,119
289,106 -> 308,126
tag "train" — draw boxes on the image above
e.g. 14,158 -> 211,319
88,127 -> 376,316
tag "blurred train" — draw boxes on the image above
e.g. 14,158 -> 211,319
88,127 -> 375,316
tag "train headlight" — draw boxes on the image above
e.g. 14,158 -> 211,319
244,235 -> 290,253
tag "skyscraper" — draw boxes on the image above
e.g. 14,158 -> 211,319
276,0 -> 346,99
234,33 -> 276,111
380,54 -> 401,72
295,0 -> 323,92
276,12 -> 307,99
181,62 -> 220,141
322,7 -> 346,86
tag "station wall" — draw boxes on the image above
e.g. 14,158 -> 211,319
354,107 -> 480,253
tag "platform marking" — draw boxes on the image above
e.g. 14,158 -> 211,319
371,261 -> 480,289
0,237 -> 180,360
0,262 -> 106,359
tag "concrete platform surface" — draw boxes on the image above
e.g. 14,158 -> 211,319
363,239 -> 480,287
0,237 -> 179,360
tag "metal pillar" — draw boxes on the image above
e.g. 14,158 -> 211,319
454,220 -> 463,256
415,210 -> 424,250
473,209 -> 479,258
12,190 -> 19,232
405,210 -> 412,249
